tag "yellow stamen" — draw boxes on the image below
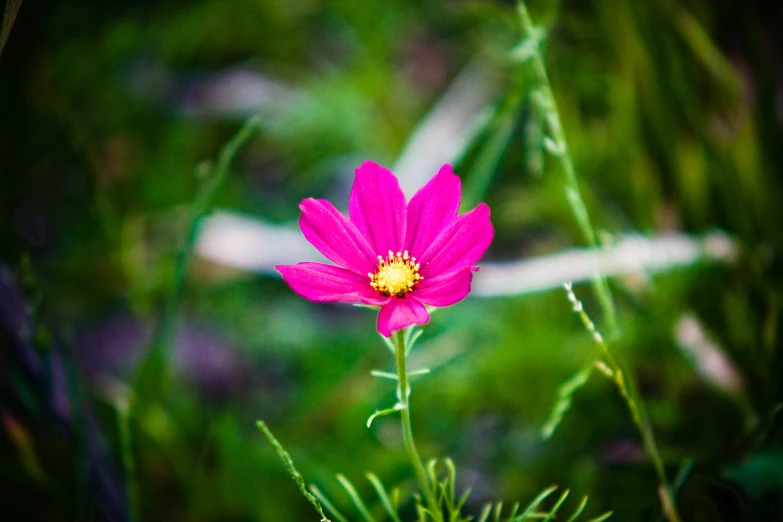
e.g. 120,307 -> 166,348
369,250 -> 423,297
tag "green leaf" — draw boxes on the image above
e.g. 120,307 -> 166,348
542,489 -> 569,521
366,403 -> 404,428
336,474 -> 376,522
510,485 -> 558,521
476,504 -> 492,522
565,497 -> 588,522
378,332 -> 396,354
370,370 -> 398,381
507,502 -> 520,520
311,485 -> 348,522
493,502 -> 503,522
256,421 -> 331,522
366,473 -> 402,522
540,365 -> 594,439
405,327 -> 424,355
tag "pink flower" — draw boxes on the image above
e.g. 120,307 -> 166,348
276,161 -> 494,337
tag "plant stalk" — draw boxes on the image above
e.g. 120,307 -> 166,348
517,2 -> 683,519
515,0 -> 616,333
393,330 -> 441,522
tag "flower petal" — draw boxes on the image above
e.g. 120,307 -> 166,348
276,262 -> 390,305
405,164 -> 461,257
418,203 -> 494,277
377,297 -> 430,337
349,161 -> 406,256
414,267 -> 474,307
299,198 -> 377,274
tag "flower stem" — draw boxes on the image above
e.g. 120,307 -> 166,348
564,284 -> 682,522
515,0 -> 616,334
393,330 -> 442,522
132,115 -> 261,400
516,2 -> 682,519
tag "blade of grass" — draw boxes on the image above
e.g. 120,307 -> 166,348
514,0 -> 616,334
366,473 -> 402,522
565,497 -> 588,522
542,489 -> 569,522
336,474 -> 376,522
476,504 -> 492,522
311,485 -> 348,522
256,421 -> 331,522
510,485 -> 558,521
133,115 -> 260,398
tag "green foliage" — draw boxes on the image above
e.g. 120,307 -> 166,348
257,421 -> 332,522
1,0 -> 782,520
307,459 -> 611,522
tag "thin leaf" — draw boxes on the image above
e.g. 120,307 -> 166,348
585,512 -> 613,522
493,502 -> 503,522
543,136 -> 562,156
540,365 -> 593,439
391,487 -> 401,511
366,473 -> 402,522
336,474 -> 376,522
311,485 -> 348,522
370,370 -> 398,381
476,504 -> 492,522
511,485 -> 558,521
379,332 -> 396,354
456,487 -> 472,512
542,489 -> 569,522
427,459 -> 438,490
416,502 -> 428,522
405,327 -> 424,355
366,403 -> 404,428
565,497 -> 588,522
256,421 -> 331,522
507,502 -> 520,520
672,457 -> 695,493
444,458 -> 457,505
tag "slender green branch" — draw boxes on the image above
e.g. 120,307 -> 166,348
514,2 -> 681,519
564,284 -> 681,522
147,115 -> 261,365
126,117 -> 261,512
393,330 -> 442,522
515,1 -> 616,334
257,421 -> 331,522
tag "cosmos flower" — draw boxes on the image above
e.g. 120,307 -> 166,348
276,161 -> 494,337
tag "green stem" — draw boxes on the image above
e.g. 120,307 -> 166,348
148,115 -> 261,362
518,1 -> 682,517
393,330 -> 441,522
515,0 -> 616,334
566,286 -> 682,522
134,115 -> 261,398
616,374 -> 682,522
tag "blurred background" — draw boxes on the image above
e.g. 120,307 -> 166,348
1,0 -> 782,520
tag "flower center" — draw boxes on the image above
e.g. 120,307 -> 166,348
369,250 -> 423,297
